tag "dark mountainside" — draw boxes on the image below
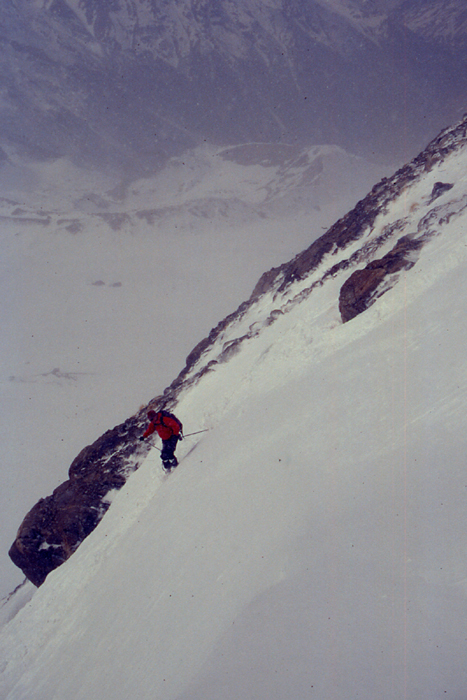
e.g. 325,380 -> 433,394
9,114 -> 467,587
2,0 -> 467,177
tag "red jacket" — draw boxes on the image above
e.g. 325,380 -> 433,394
143,412 -> 182,441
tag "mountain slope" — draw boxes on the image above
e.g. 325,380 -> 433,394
397,0 -> 467,48
7,117 -> 467,586
0,142 -> 386,596
2,0 -> 467,173
1,116 -> 467,699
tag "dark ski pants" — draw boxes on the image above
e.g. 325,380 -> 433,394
161,435 -> 179,463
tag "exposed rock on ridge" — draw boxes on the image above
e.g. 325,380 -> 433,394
9,409 -> 161,586
338,235 -> 425,323
9,115 -> 467,586
251,124 -> 467,301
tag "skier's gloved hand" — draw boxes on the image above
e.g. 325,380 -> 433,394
139,436 -> 145,441
178,433 -> 183,441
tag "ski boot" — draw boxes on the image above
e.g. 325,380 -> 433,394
162,457 -> 178,472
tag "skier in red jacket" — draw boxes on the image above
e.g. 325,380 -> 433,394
140,409 -> 183,471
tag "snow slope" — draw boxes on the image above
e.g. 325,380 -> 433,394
2,121 -> 467,697
0,143 -> 385,596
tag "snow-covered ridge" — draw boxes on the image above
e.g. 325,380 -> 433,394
8,115 -> 467,590
169,115 -> 467,393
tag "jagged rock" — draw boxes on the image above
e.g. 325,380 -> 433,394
338,236 -> 425,323
9,482 -> 105,587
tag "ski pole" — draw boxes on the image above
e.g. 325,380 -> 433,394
183,429 -> 210,438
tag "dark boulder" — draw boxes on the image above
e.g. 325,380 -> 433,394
429,181 -> 454,204
8,412 -> 153,586
339,236 -> 424,323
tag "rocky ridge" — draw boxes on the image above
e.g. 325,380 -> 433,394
9,114 -> 467,586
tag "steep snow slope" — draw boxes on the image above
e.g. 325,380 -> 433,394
1,119 -> 467,698
0,143 -> 384,596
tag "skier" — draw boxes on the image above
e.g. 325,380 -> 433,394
140,409 -> 183,471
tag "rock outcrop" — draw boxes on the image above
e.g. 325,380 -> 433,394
251,124 -> 466,302
338,235 -> 425,323
9,411 -> 156,586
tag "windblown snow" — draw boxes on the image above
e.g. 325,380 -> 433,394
2,134 -> 467,699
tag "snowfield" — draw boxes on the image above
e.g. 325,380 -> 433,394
2,134 -> 467,698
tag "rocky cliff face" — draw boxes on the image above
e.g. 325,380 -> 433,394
9,114 -> 467,586
9,415 -> 149,586
2,0 -> 467,173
